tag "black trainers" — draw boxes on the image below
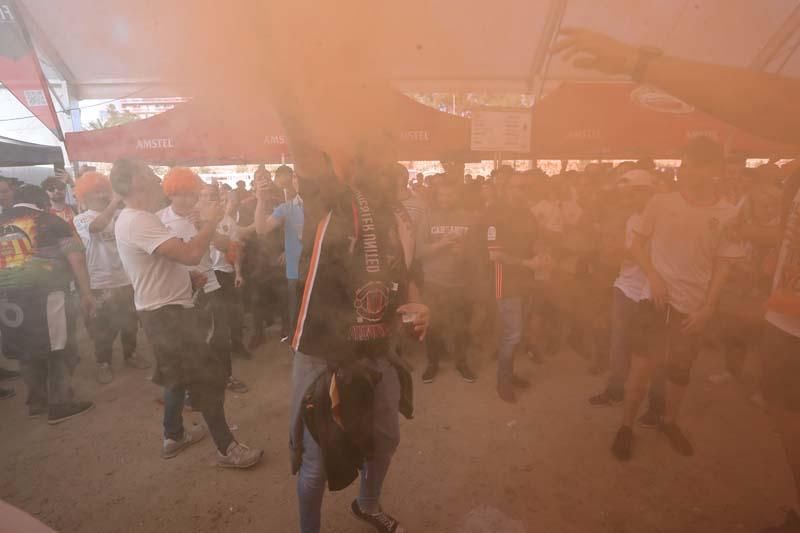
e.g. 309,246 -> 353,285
48,401 -> 94,425
589,389 -> 623,407
637,408 -> 662,429
421,364 -> 437,384
0,368 -> 20,381
511,374 -> 531,389
611,426 -> 633,461
660,422 -> 694,457
0,387 -> 15,400
761,509 -> 800,533
456,363 -> 477,383
351,499 -> 404,533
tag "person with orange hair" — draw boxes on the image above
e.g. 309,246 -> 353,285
158,168 -> 249,396
73,172 -> 149,385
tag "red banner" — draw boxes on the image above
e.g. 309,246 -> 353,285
0,1 -> 63,140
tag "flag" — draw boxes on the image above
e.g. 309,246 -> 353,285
0,1 -> 63,140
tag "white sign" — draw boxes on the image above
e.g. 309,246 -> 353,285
470,109 -> 531,153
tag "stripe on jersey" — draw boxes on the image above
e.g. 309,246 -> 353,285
292,211 -> 332,351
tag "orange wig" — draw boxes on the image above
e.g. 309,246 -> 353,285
74,171 -> 111,203
162,167 -> 203,196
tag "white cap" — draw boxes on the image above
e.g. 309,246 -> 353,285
616,169 -> 656,189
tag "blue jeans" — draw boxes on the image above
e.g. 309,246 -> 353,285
496,297 -> 523,386
292,352 -> 401,533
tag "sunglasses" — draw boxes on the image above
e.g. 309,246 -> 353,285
46,185 -> 66,192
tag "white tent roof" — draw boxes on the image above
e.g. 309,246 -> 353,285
17,0 -> 800,99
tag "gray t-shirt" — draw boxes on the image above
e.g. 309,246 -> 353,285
417,208 -> 480,288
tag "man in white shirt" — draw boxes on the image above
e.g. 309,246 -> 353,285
588,170 -> 656,407
110,159 -> 262,468
611,137 -> 745,461
158,169 -> 248,394
73,171 -> 150,384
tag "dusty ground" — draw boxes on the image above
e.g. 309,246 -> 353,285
0,325 -> 794,533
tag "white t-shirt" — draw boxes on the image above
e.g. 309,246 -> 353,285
73,209 -> 131,290
210,214 -> 236,273
765,187 -> 800,337
613,213 -> 650,302
114,208 -> 193,311
158,206 -> 221,293
636,191 -> 746,314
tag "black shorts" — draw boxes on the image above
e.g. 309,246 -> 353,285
139,305 -> 227,389
0,288 -> 70,359
629,303 -> 700,369
761,322 -> 800,412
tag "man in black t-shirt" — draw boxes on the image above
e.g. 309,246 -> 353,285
275,152 -> 429,533
486,172 -> 538,403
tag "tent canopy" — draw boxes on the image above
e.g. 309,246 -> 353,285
17,0 -> 800,98
0,135 -> 64,167
64,93 -> 471,165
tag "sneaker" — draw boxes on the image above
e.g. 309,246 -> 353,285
589,389 -> 623,407
511,374 -> 531,389
227,377 -> 249,394
497,382 -> 516,403
28,403 -> 47,418
660,422 -> 694,457
216,441 -> 263,469
0,368 -> 20,381
48,401 -> 95,425
232,344 -> 253,360
611,425 -> 633,461
761,509 -> 800,533
0,387 -> 15,400
96,363 -> 114,384
124,355 -> 152,370
351,499 -> 405,533
421,364 -> 438,384
637,408 -> 662,429
248,333 -> 266,351
162,424 -> 207,459
456,363 -> 477,383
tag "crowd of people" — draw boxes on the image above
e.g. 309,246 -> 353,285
0,134 -> 798,532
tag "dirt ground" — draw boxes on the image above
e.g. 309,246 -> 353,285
0,325 -> 795,533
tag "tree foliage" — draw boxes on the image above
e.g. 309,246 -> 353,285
85,104 -> 139,130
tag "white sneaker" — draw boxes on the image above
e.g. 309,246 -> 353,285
216,441 -> 263,469
162,424 -> 206,459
